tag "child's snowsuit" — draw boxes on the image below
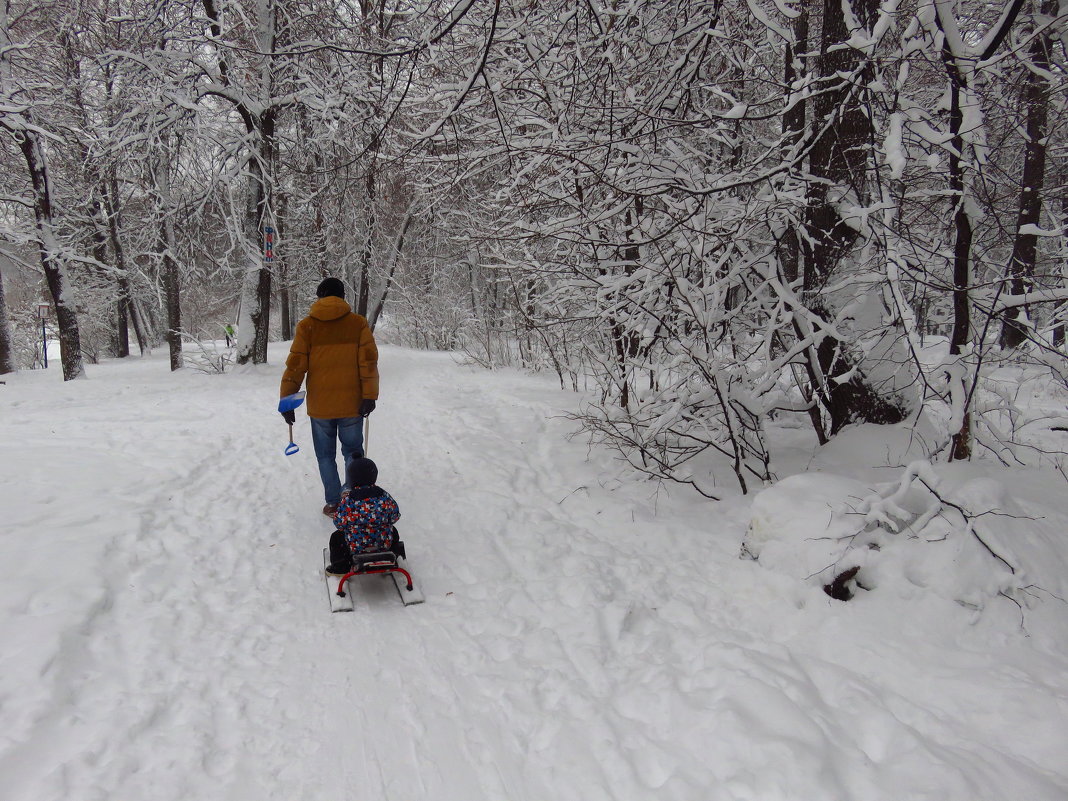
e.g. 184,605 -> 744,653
329,486 -> 401,564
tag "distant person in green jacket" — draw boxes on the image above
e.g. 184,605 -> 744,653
224,323 -> 235,348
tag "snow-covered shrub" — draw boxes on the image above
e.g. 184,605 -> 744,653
961,361 -> 1068,468
743,462 -> 1031,611
9,305 -> 47,369
181,334 -> 231,374
742,472 -> 874,593
573,356 -> 773,498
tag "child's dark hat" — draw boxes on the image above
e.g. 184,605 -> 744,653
347,456 -> 378,488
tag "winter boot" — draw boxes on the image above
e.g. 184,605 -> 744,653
326,530 -> 352,575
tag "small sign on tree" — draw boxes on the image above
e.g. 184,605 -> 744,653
264,226 -> 274,263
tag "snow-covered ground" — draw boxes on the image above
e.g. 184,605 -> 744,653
2,343 -> 1067,801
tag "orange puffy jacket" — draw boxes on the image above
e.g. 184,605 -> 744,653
279,296 -> 379,419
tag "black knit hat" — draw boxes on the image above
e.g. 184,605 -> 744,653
316,277 -> 346,299
346,456 -> 378,488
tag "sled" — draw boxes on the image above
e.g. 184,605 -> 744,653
326,539 -> 425,610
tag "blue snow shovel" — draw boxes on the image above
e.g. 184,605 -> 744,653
278,392 -> 306,455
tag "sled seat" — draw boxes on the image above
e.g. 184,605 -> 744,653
337,540 -> 413,595
352,551 -> 397,570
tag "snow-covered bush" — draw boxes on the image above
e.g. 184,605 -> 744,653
181,334 -> 231,374
743,461 -> 1034,612
742,472 -> 874,594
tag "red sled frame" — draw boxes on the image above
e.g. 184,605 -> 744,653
335,555 -> 413,598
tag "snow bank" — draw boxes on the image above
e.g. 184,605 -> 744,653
742,457 -> 1061,616
742,472 -> 871,588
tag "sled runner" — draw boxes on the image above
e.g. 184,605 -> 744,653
324,548 -> 354,612
323,539 -> 425,612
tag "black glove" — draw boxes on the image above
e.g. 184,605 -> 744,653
281,409 -> 295,425
359,399 -> 376,417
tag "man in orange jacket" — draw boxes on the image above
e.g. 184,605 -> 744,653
279,277 -> 380,516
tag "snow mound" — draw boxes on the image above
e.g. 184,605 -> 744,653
743,465 -> 1036,612
742,472 -> 871,588
860,474 -> 1022,609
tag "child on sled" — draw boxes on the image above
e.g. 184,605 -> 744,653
325,456 -> 401,576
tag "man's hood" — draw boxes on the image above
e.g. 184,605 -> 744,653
309,296 -> 352,322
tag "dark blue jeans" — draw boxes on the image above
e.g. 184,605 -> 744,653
310,416 -> 364,505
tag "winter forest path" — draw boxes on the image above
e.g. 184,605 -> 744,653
2,344 -> 1067,801
0,345 -> 741,801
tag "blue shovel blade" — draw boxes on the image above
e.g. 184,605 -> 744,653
278,391 -> 306,413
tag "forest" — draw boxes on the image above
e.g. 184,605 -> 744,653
1,0 -> 1066,493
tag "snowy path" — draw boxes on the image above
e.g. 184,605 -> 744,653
2,344 -> 1067,801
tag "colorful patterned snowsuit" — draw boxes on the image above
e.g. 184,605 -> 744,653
332,488 -> 401,554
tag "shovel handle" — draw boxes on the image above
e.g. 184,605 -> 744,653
285,423 -> 299,456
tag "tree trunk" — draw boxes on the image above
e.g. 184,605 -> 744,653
936,0 -> 1024,460
207,0 -> 276,366
158,204 -> 182,370
802,0 -> 900,435
999,0 -> 1055,350
235,110 -> 275,366
104,176 -> 148,356
370,208 -> 414,330
778,7 -> 808,286
804,0 -> 874,282
160,228 -> 183,371
87,194 -> 126,357
610,196 -> 643,410
17,132 -> 85,380
779,7 -> 828,444
280,284 -> 292,341
117,296 -> 131,357
1055,186 -> 1068,348
235,212 -> 273,365
357,164 -> 376,318
277,193 -> 292,341
945,72 -> 974,460
152,150 -> 183,371
1,1 -> 83,379
0,264 -> 13,374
